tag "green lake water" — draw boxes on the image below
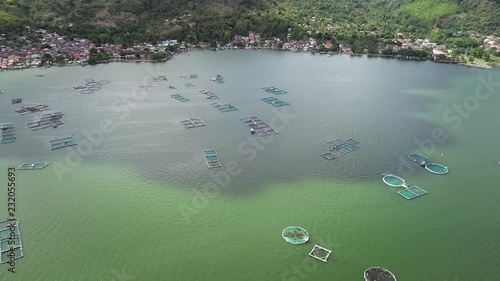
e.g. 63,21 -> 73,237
0,50 -> 499,280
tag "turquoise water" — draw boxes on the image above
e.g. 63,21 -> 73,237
0,51 -> 499,280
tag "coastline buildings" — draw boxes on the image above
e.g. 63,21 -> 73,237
0,26 -> 498,70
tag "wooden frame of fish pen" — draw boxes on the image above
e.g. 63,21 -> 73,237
49,136 -> 77,150
19,162 -> 50,170
0,124 -> 16,144
397,186 -> 428,200
203,149 -> 221,168
181,118 -> 206,129
240,117 -> 279,137
308,245 -> 332,262
0,218 -> 24,264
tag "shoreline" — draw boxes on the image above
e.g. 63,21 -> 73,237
1,48 -> 497,72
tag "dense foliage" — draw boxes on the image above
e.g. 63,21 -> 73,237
0,0 -> 498,50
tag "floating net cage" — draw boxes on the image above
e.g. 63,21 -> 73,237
19,162 -> 50,170
203,149 -> 221,168
282,226 -> 309,245
323,138 -> 360,159
364,267 -> 397,281
321,152 -> 338,161
0,124 -> 16,144
11,98 -> 22,104
261,86 -> 287,95
171,94 -> 189,102
425,163 -> 448,175
78,79 -> 110,94
261,97 -> 289,107
382,174 -> 406,187
28,111 -> 65,131
408,154 -> 429,166
49,136 -> 77,150
308,245 -> 332,262
210,102 -> 238,112
397,186 -> 427,200
14,104 -> 50,115
0,218 -> 24,264
240,117 -> 279,137
181,118 -> 206,129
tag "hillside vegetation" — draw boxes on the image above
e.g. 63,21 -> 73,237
0,0 -> 498,44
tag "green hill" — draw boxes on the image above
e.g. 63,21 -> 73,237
0,0 -> 498,44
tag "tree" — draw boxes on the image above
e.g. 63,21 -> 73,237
55,55 -> 65,63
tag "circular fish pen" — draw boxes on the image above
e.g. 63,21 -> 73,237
382,174 -> 406,187
84,79 -> 95,83
87,87 -> 101,91
364,267 -> 397,281
425,163 -> 448,175
408,154 -> 429,166
98,80 -> 111,85
282,226 -> 309,245
80,90 -> 94,95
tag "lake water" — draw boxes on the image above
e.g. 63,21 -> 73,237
1,50 -> 499,281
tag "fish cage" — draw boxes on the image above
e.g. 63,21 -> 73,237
364,267 -> 397,281
240,117 -> 278,137
0,218 -> 24,264
282,226 -> 309,245
382,174 -> 406,187
425,163 -> 448,175
19,162 -> 50,170
308,245 -> 332,262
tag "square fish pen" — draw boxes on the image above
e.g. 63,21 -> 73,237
325,138 -> 360,154
183,74 -> 198,79
261,86 -> 287,95
214,75 -> 225,84
210,103 -> 238,112
11,98 -> 22,104
0,219 -> 24,264
28,111 -> 65,131
203,149 -> 221,168
19,162 -> 50,170
397,186 -> 427,200
171,94 -> 189,102
240,117 -> 279,137
14,104 -> 50,115
261,97 -> 289,107
321,152 -> 338,160
1,124 -> 16,144
181,118 -> 206,129
308,245 -> 332,262
49,136 -> 77,150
